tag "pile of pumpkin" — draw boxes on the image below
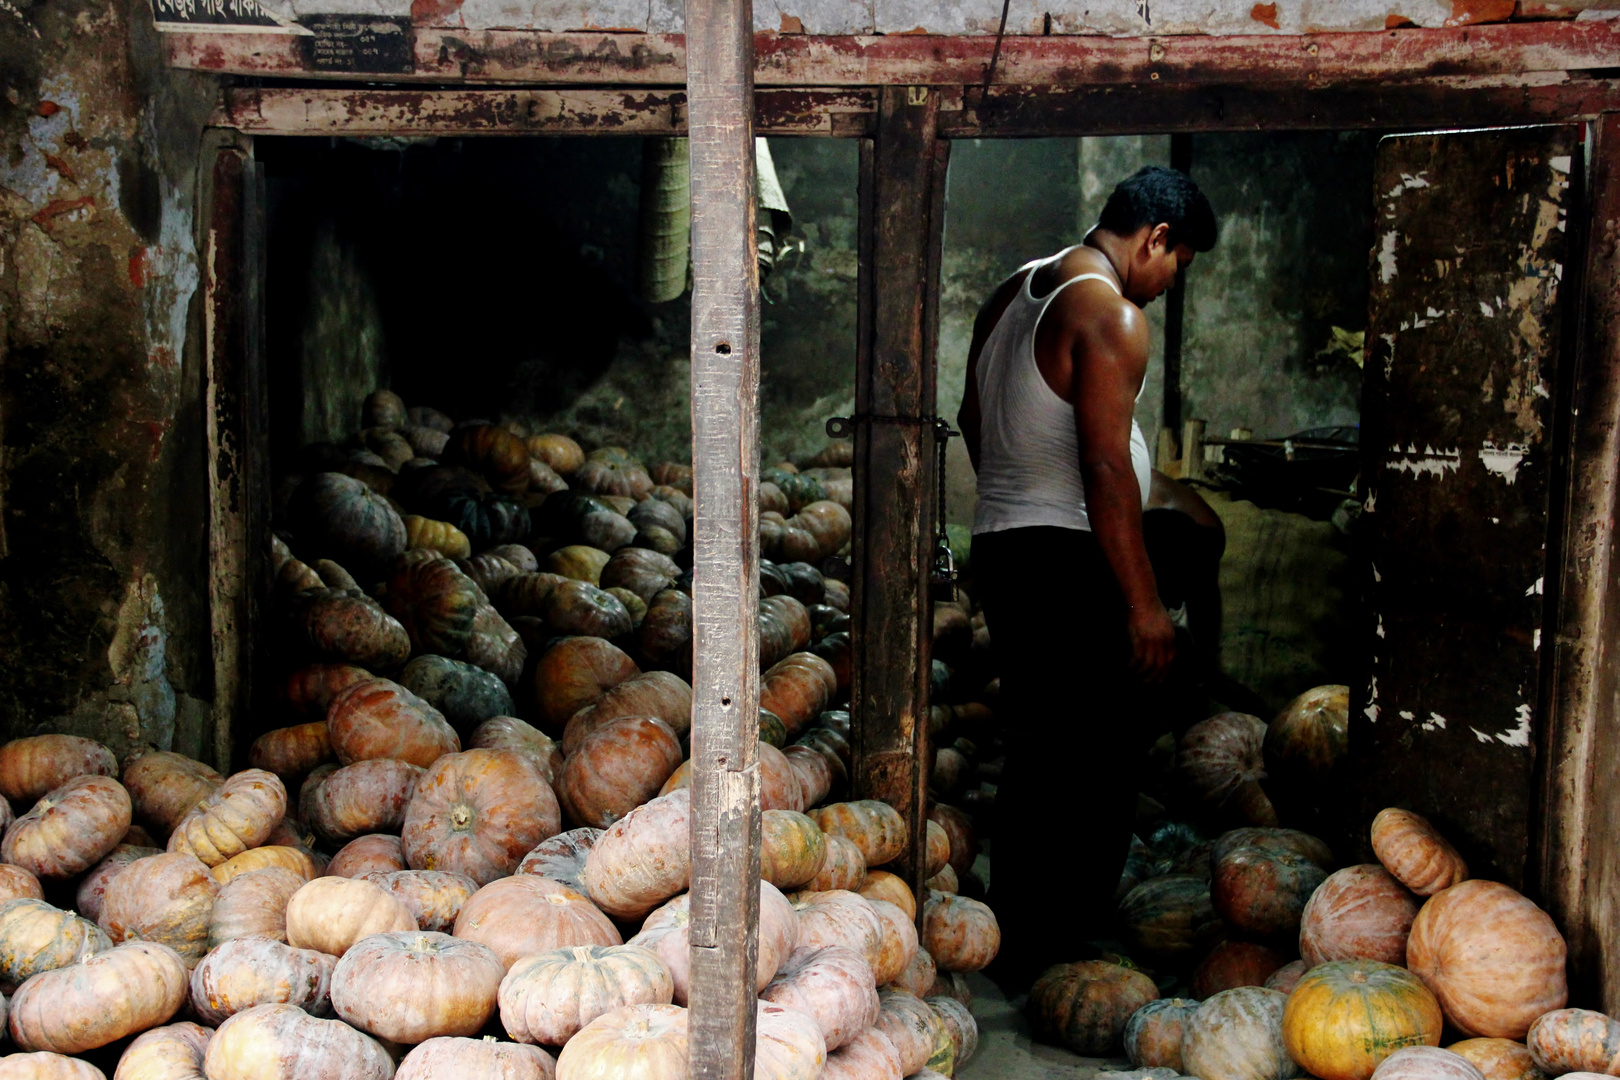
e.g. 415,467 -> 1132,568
1029,793 -> 1611,1080
0,388 -> 1004,1078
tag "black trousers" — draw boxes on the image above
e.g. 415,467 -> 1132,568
973,526 -> 1154,979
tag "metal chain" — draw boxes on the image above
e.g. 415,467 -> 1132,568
932,419 -> 958,588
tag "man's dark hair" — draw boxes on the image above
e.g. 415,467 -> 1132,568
1097,166 -> 1218,253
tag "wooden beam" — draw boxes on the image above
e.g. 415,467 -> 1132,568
209,86 -> 876,137
1161,133 -> 1192,439
683,0 -> 761,1072
203,141 -> 270,773
940,77 -> 1620,136
1536,113 -> 1620,1014
163,21 -> 1620,87
850,85 -> 944,888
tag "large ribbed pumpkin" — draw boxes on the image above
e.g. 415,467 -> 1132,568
517,827 -> 601,896
1126,997 -> 1201,1072
122,751 -> 223,836
531,637 -> 641,734
555,1003 -> 687,1080
207,867 -> 303,947
1282,961 -> 1443,1080
1265,684 -> 1350,781
1193,940 -> 1289,998
114,1021 -> 212,1080
1176,712 -> 1277,825
562,669 -> 692,750
1212,827 -> 1329,937
1182,987 -> 1302,1080
0,734 -> 117,804
763,810 -> 828,891
0,899 -> 111,986
188,936 -> 336,1025
808,834 -> 866,892
203,1002 -> 394,1080
809,801 -> 906,867
582,789 -> 691,921
166,769 -> 286,868
453,875 -> 621,970
98,852 -> 220,967
1526,1009 -> 1620,1077
402,748 -> 561,885
10,941 -> 189,1054
363,869 -> 480,932
557,716 -> 683,829
1405,880 -> 1567,1038
326,678 -> 460,768
397,1037 -> 555,1080
627,881 -> 798,1006
1370,1047 -> 1488,1080
824,1027 -> 904,1080
756,999 -> 828,1080
285,876 -> 416,957
1027,960 -> 1160,1055
1371,809 -> 1469,897
499,943 -> 674,1046
306,758 -> 422,846
760,945 -> 879,1052
332,930 -> 505,1043
2,775 -> 131,879
1301,864 -> 1422,967
1119,874 -> 1222,962
921,892 -> 999,973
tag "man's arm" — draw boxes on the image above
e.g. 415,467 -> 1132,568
1069,295 -> 1177,681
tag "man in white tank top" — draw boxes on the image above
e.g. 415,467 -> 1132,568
957,167 -> 1218,991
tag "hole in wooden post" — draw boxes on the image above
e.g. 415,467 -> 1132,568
715,342 -> 731,354
721,697 -> 732,706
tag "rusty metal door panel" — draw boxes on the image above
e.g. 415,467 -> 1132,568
1357,125 -> 1580,888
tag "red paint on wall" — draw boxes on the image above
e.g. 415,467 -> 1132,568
411,0 -> 465,26
36,101 -> 61,117
1445,0 -> 1518,26
1386,13 -> 1419,27
43,154 -> 76,182
31,196 -> 94,230
1250,2 -> 1281,29
129,248 -> 150,288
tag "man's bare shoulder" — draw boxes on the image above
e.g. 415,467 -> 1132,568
1048,274 -> 1148,356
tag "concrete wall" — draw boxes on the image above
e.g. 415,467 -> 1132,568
0,0 -> 220,761
1180,131 -> 1377,443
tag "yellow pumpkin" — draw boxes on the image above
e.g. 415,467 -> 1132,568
404,515 -> 473,560
1282,961 -> 1444,1080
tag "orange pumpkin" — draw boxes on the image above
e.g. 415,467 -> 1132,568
929,994 -> 979,1069
293,589 -> 413,670
557,716 -> 683,829
1301,864 -> 1421,967
868,898 -> 920,986
1126,997 -> 1201,1072
404,515 -> 472,559
755,998 -> 829,1080
761,944 -> 880,1052
208,866 -> 303,948
1448,1039 -> 1547,1080
402,748 -> 561,885
498,943 -> 675,1047
1181,987 -> 1298,1080
74,845 -> 156,923
166,769 -> 286,869
809,801 -> 906,868
453,875 -> 621,970
890,944 -> 937,998
859,871 -> 916,921
327,833 -> 407,878
447,425 -> 532,497
1027,959 -> 1159,1055
528,433 -> 585,477
582,789 -> 692,921
1526,1009 -> 1620,1077
928,804 -> 976,880
122,751 -> 223,837
203,1002 -> 394,1080
1265,685 -> 1350,781
306,758 -> 422,847
784,744 -> 836,808
555,1002 -> 688,1079
1282,960 -> 1444,1080
0,735 -> 117,805
807,834 -> 867,893
564,670 -> 694,750
1406,880 -> 1567,1038
761,653 -> 838,739
921,892 -> 999,973
282,662 -> 374,719
332,930 -> 505,1043
875,990 -> 946,1077
189,935 -> 336,1025
3,775 -> 131,880
1372,809 -> 1470,897
326,677 -> 460,768
98,852 -> 220,966
1266,959 -> 1310,995
627,881 -> 798,1005
9,941 -> 189,1054
824,1026 -> 904,1080
760,810 -> 828,891
247,723 -> 333,788
470,715 -> 565,784
600,547 -> 682,605
0,1051 -> 107,1079
1119,873 -> 1222,963
285,876 -> 416,957
532,637 -> 642,734
1193,940 -> 1289,999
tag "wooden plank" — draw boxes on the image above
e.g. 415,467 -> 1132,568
1355,125 -> 1581,888
203,141 -> 269,773
1537,113 -> 1620,1014
163,21 -> 1620,87
941,77 -> 1620,136
209,86 -> 876,136
850,85 -> 941,886
683,0 -> 761,1070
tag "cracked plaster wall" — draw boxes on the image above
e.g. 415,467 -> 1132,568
0,0 -> 218,762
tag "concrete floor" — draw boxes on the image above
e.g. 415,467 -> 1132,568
956,971 -> 1130,1080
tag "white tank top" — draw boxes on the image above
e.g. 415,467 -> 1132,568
971,254 -> 1153,535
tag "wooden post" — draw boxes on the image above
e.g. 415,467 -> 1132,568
1161,133 -> 1193,438
1536,113 -> 1620,1013
1181,419 -> 1207,480
203,141 -> 269,773
684,0 -> 762,1068
850,86 -> 945,892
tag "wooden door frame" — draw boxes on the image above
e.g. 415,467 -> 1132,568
197,42 -> 1620,1016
